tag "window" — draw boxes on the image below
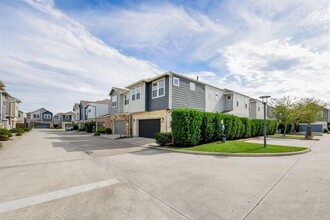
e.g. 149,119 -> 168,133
33,114 -> 40,119
215,94 -> 219,100
44,114 -> 51,119
173,77 -> 180,86
65,115 -> 70,120
112,95 -> 117,107
258,103 -> 260,111
88,109 -> 91,113
152,79 -> 165,98
227,95 -> 231,100
132,86 -> 141,101
18,112 -> 21,117
245,103 -> 248,109
237,101 -> 239,107
124,94 -> 129,105
190,82 -> 195,91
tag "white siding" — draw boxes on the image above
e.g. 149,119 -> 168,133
229,93 -> 250,118
205,85 -> 226,112
129,83 -> 146,113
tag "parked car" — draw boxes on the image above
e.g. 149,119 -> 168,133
65,125 -> 74,131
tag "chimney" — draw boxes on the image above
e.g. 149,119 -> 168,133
197,76 -> 199,81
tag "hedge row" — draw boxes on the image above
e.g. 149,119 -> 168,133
171,109 -> 277,147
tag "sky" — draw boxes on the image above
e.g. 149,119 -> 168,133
1,0 -> 330,113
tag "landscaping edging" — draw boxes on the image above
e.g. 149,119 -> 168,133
151,146 -> 311,157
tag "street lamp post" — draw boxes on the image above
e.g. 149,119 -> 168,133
259,96 -> 271,148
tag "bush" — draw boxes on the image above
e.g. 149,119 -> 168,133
10,128 -> 25,134
78,127 -> 86,132
171,109 -> 203,147
16,132 -> 23,136
222,114 -> 239,140
53,124 -> 59,129
23,128 -> 31,132
201,112 -> 215,143
105,128 -> 112,134
240,117 -> 251,138
84,122 -> 96,133
96,128 -> 106,134
213,113 -> 225,140
94,131 -> 101,136
0,128 -> 12,139
155,132 -> 173,146
324,128 -> 329,133
73,125 -> 79,130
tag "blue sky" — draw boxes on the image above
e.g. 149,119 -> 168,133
1,0 -> 330,113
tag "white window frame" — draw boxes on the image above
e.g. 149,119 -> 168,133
190,82 -> 195,91
124,94 -> 129,105
33,113 -> 40,119
65,115 -> 70,120
173,77 -> 180,86
152,78 -> 166,99
44,114 -> 51,119
112,95 -> 117,108
132,86 -> 141,101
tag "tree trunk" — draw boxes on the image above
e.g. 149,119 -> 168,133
283,125 -> 287,136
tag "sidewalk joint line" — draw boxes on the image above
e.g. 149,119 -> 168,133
243,158 -> 300,220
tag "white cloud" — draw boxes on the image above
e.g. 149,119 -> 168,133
0,0 -> 162,113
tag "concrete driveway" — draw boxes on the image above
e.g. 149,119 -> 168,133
0,129 -> 329,219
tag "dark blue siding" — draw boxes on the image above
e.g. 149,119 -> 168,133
147,76 -> 169,111
299,124 -> 323,133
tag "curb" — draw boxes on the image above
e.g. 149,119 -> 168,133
149,146 -> 311,157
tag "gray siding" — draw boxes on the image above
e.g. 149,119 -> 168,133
110,90 -> 118,115
172,76 -> 205,111
147,76 -> 169,111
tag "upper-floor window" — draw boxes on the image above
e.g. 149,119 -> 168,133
152,79 -> 165,98
124,94 -> 129,105
112,95 -> 117,107
173,77 -> 180,86
258,103 -> 260,111
237,101 -> 239,107
65,115 -> 70,120
33,114 -> 40,119
245,103 -> 248,109
227,95 -> 231,100
190,82 -> 195,91
44,114 -> 52,119
132,86 -> 141,101
18,112 -> 21,117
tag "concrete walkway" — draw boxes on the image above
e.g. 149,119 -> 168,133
0,130 -> 329,219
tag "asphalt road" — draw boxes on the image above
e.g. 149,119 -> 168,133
0,129 -> 329,219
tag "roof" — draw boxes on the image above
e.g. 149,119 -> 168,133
94,99 -> 111,104
27,108 -> 52,114
80,100 -> 94,107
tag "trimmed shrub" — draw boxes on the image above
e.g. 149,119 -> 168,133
96,128 -> 106,134
105,128 -> 112,134
78,127 -> 86,132
240,117 -> 252,138
0,128 -> 12,139
213,113 -> 225,140
10,128 -> 25,134
94,131 -> 101,136
201,112 -> 215,143
323,128 -> 329,133
16,132 -> 23,136
171,109 -> 203,147
155,132 -> 173,146
23,128 -> 31,132
84,122 -> 96,133
222,114 -> 239,140
73,125 -> 79,130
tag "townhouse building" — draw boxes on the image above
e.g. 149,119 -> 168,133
0,90 -> 8,129
108,72 -> 266,138
54,112 -> 75,129
27,108 -> 53,128
6,96 -> 21,129
72,99 -> 110,128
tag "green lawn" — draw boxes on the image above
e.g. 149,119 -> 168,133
269,134 -> 305,139
175,141 -> 307,153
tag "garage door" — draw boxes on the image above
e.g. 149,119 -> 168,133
34,123 -> 50,129
114,120 -> 126,135
138,119 -> 160,138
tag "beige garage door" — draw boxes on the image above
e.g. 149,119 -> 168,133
114,120 -> 126,135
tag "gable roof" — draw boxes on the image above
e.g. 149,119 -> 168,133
27,108 -> 52,114
109,87 -> 128,96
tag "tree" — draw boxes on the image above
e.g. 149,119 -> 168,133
270,96 -> 294,136
294,98 -> 325,125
